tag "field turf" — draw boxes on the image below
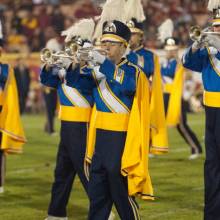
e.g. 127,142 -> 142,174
0,113 -> 205,219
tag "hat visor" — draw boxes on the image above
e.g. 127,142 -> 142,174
165,45 -> 178,50
212,19 -> 220,26
101,34 -> 128,46
129,27 -> 144,34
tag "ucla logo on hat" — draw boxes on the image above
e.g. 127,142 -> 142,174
104,21 -> 117,33
127,20 -> 135,28
166,38 -> 176,46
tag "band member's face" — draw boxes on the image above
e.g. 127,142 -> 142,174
101,41 -> 126,63
166,49 -> 178,59
213,25 -> 220,33
129,33 -> 142,49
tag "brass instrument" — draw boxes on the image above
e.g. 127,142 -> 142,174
77,46 -> 108,61
64,40 -> 78,56
41,41 -> 108,65
40,48 -> 75,65
189,25 -> 220,42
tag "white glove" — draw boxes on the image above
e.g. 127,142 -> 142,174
206,34 -> 220,51
191,34 -> 208,50
83,42 -> 93,48
56,57 -> 72,69
58,68 -> 66,79
192,41 -> 201,50
89,49 -> 105,65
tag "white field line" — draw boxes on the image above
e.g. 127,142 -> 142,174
7,164 -> 55,175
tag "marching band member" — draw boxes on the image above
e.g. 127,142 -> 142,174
41,19 -> 95,220
159,19 -> 202,159
0,20 -> 26,193
91,20 -> 153,219
68,18 -> 154,219
125,0 -> 168,154
43,29 -> 62,135
182,0 -> 220,217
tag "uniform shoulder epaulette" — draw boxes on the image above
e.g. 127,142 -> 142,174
126,61 -> 141,80
126,61 -> 139,70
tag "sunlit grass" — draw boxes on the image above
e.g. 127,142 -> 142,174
0,112 -> 205,220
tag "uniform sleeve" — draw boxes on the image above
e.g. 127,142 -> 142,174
99,59 -> 136,94
66,65 -> 96,91
40,65 -> 61,88
126,52 -> 138,66
182,47 -> 207,72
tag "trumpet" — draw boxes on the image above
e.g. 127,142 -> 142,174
189,25 -> 220,42
64,39 -> 78,56
77,46 -> 108,61
40,48 -> 75,65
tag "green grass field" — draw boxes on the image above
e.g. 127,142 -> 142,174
0,113 -> 205,220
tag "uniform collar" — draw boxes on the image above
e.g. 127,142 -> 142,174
133,45 -> 144,52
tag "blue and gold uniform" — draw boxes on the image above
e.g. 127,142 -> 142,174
133,45 -> 154,78
40,64 -> 93,218
67,58 -> 141,220
68,20 -> 153,220
66,19 -> 153,219
0,62 -> 26,192
161,58 -> 202,155
182,45 -> 220,218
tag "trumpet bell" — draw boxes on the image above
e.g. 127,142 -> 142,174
65,40 -> 78,56
189,26 -> 202,42
40,48 -> 52,63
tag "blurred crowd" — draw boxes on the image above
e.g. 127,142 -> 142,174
0,0 -> 206,115
0,0 -> 210,52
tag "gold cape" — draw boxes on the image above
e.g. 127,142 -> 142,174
165,65 -> 184,127
150,55 -> 168,155
0,66 -> 26,154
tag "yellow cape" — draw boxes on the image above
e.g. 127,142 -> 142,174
0,66 -> 26,154
150,55 -> 169,155
85,70 -> 154,200
121,71 -> 154,200
165,65 -> 184,127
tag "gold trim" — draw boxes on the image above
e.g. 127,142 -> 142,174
203,90 -> 220,107
0,129 -> 27,142
128,196 -> 140,220
95,111 -> 129,131
133,45 -> 144,52
101,34 -> 128,46
212,19 -> 220,25
207,46 -> 220,77
129,27 -> 144,34
58,105 -> 91,122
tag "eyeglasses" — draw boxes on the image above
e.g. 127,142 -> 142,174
101,41 -> 122,47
